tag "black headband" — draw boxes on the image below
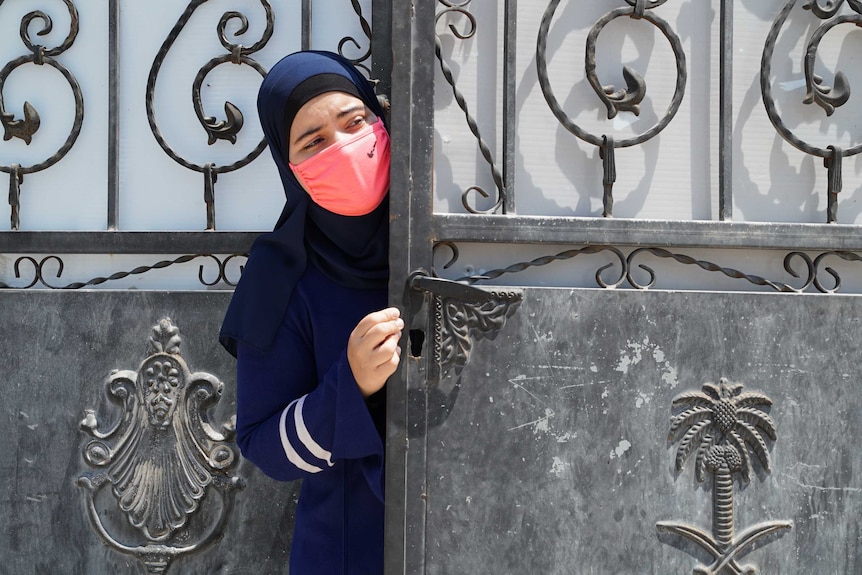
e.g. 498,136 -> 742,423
283,73 -> 363,141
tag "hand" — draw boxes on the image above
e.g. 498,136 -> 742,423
347,307 -> 403,397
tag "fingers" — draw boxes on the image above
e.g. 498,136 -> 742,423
348,307 -> 404,397
354,307 -> 401,339
351,309 -> 403,355
358,322 -> 402,369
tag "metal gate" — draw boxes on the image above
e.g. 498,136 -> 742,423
2,0 -> 862,574
387,1 -> 862,574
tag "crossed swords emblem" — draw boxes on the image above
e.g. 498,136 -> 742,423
657,520 -> 791,575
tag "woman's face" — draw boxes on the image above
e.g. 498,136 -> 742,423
287,91 -> 378,167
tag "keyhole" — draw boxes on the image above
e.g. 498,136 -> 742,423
409,329 -> 425,358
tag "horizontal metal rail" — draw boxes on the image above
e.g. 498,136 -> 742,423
432,215 -> 862,251
0,231 -> 259,254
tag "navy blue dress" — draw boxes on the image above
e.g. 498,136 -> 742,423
235,264 -> 386,574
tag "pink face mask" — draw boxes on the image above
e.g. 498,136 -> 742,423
289,121 -> 391,216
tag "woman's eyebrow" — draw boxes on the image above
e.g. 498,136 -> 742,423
293,124 -> 324,146
336,104 -> 366,119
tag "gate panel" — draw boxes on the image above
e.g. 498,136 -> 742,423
0,291 -> 298,573
419,289 -> 860,573
386,1 -> 862,573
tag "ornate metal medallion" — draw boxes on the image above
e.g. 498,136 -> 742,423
78,318 -> 243,574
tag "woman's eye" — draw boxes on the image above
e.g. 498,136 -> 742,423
303,137 -> 323,150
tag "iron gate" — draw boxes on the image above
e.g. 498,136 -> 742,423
387,1 -> 862,574
2,0 -> 862,574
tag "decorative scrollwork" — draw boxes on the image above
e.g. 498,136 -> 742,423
658,378 -> 792,574
407,267 -> 522,385
0,0 -> 83,230
1,100 -> 39,144
435,0 -> 507,215
761,0 -> 862,223
0,253 -> 247,289
624,0 -> 670,8
625,248 -> 814,292
78,318 -> 244,573
146,0 -> 274,230
803,0 -> 862,19
537,0 -> 686,217
338,0 -> 373,77
802,13 -> 859,116
433,243 -> 862,294
437,242 -> 627,289
432,289 -> 522,383
811,250 -> 862,292
593,64 -> 646,120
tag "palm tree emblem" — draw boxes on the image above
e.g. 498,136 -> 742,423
657,378 -> 792,575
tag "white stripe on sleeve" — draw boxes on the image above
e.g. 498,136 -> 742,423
294,395 -> 335,467
279,398 -> 322,473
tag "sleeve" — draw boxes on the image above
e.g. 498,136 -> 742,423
234,309 -> 384,484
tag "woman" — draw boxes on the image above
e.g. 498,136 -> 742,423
220,50 -> 401,574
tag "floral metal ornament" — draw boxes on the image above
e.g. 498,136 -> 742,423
430,289 -> 522,385
657,378 -> 791,575
408,270 -> 523,385
77,318 -> 243,574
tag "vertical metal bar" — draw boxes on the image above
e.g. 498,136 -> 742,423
385,0 -> 436,573
502,0 -> 516,214
372,0 -> 393,98
107,0 -> 120,230
302,0 -> 312,50
718,0 -> 733,220
385,0 -> 412,569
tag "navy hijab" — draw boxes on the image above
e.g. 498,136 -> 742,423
219,51 -> 390,357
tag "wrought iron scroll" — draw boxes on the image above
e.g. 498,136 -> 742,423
436,241 -> 862,294
0,253 -> 247,289
0,0 -> 83,231
657,378 -> 792,575
338,0 -> 373,76
435,0 -> 509,215
146,0 -> 274,230
761,0 -> 862,224
624,248 -> 812,292
434,240 -> 628,288
78,318 -> 244,574
536,0 -> 686,217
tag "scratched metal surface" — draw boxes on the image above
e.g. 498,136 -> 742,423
422,288 -> 862,575
0,291 -> 297,574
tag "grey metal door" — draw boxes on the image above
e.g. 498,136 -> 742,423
386,1 -> 862,574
